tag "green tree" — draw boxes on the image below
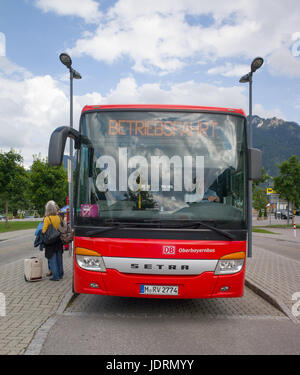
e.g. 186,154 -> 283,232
252,167 -> 270,219
273,155 -> 300,225
0,150 -> 28,227
253,188 -> 268,219
252,167 -> 270,191
27,155 -> 68,215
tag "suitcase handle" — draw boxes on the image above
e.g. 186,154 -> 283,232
30,257 -> 39,263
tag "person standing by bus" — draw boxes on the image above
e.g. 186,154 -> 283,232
42,201 -> 63,281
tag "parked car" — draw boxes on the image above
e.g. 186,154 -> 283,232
295,209 -> 300,216
280,210 -> 293,219
0,215 -> 5,221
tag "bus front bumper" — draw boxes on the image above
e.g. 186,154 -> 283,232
73,264 -> 245,299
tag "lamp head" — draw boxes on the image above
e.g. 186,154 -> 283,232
72,69 -> 82,79
59,53 -> 72,69
251,57 -> 264,73
239,73 -> 251,83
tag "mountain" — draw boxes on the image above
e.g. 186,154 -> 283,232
250,115 -> 300,177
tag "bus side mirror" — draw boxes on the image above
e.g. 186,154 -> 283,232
48,126 -> 81,166
248,148 -> 262,181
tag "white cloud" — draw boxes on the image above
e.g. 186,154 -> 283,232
268,46 -> 300,78
254,104 -> 285,120
207,63 -> 250,77
102,76 -> 247,110
65,0 -> 300,76
0,74 -> 67,166
0,73 -> 104,167
69,12 -> 195,74
0,56 -> 32,80
34,0 -> 102,23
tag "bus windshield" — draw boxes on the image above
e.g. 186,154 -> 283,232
75,111 -> 247,227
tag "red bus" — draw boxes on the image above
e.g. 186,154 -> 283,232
48,105 -> 261,298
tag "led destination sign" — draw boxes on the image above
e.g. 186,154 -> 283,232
108,119 -> 218,137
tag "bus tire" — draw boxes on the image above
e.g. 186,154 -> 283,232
72,275 -> 79,296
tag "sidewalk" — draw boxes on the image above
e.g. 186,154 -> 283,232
0,228 -> 299,355
247,229 -> 300,324
0,248 -> 73,354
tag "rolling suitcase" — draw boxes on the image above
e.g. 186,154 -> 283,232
24,257 -> 43,282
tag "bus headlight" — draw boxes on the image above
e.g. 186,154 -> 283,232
75,247 -> 106,272
214,252 -> 245,275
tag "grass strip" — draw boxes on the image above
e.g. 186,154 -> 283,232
262,224 -> 300,228
252,227 -> 280,234
0,221 -> 42,233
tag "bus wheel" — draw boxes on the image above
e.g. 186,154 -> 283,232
72,277 -> 79,296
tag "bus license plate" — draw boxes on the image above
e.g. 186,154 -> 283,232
140,285 -> 179,296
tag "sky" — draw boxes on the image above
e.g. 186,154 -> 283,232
1,0 -> 300,167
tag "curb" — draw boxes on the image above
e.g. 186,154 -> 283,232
245,278 -> 299,324
24,289 -> 74,355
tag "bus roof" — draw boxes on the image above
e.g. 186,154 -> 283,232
81,104 -> 246,117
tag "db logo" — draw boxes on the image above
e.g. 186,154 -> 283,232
163,246 -> 176,255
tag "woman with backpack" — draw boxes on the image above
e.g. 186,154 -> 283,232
42,200 -> 64,281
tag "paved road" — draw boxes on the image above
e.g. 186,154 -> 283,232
0,230 -> 37,265
40,288 -> 300,355
253,232 -> 300,262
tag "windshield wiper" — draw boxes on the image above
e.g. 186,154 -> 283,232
141,219 -> 236,240
85,219 -> 236,240
85,221 -> 141,236
182,221 -> 236,240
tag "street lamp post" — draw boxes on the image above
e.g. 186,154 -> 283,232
59,53 -> 82,232
239,57 -> 264,258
